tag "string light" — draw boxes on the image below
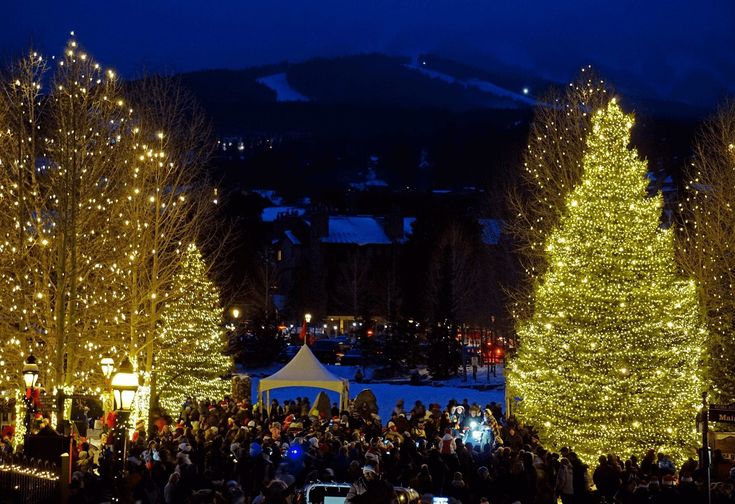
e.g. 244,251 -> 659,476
0,37 -> 214,436
156,244 -> 231,414
508,101 -> 705,464
678,102 -> 735,403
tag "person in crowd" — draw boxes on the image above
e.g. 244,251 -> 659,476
346,463 -> 395,503
6,391 -> 722,504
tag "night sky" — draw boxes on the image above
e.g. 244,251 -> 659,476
4,0 -> 734,107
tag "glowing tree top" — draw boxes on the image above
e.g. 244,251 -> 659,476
508,100 -> 705,463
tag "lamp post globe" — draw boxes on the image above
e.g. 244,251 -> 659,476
100,357 -> 115,380
304,313 -> 312,324
22,354 -> 39,389
111,357 -> 140,412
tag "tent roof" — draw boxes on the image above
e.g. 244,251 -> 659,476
259,345 -> 347,394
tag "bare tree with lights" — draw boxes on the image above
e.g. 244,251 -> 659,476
0,41 -> 133,399
506,67 -> 612,321
0,40 -> 220,428
678,101 -> 735,403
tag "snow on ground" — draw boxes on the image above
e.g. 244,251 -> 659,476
245,363 -> 505,421
256,73 -> 310,102
403,64 -> 537,107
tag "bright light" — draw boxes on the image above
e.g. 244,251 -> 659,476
22,355 -> 39,389
523,87 -> 530,95
231,308 -> 240,319
111,357 -> 139,412
100,357 -> 114,379
304,313 -> 312,324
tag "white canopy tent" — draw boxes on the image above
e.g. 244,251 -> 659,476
258,345 -> 350,413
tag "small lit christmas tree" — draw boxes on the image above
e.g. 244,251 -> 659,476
508,100 -> 705,462
156,244 -> 231,414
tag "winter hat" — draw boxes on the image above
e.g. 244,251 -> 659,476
362,464 -> 377,475
267,479 -> 288,491
366,451 -> 380,463
249,442 -> 262,457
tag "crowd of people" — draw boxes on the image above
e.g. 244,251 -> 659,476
5,393 -> 735,504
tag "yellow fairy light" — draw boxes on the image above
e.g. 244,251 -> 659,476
156,244 -> 231,414
508,101 -> 705,464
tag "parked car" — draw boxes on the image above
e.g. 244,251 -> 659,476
311,339 -> 344,364
339,348 -> 364,366
297,482 -> 419,504
278,344 -> 300,362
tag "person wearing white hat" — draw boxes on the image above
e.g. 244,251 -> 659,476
345,463 -> 395,503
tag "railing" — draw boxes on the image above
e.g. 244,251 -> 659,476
0,454 -> 61,504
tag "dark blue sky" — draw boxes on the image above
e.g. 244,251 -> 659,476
4,0 -> 734,107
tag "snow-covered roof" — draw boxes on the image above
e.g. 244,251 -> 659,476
284,230 -> 301,245
403,217 -> 416,238
322,216 -> 392,245
479,219 -> 502,245
262,206 -> 305,222
252,189 -> 283,205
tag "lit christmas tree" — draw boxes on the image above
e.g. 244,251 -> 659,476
156,244 -> 231,415
508,100 -> 705,462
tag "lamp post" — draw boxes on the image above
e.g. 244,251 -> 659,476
100,357 -> 114,428
304,313 -> 312,345
110,356 -> 140,492
22,354 -> 40,438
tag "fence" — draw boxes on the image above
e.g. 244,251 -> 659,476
0,453 -> 65,504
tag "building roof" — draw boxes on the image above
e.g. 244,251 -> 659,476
403,217 -> 416,239
284,230 -> 301,245
321,216 -> 392,245
262,206 -> 305,223
479,218 -> 502,245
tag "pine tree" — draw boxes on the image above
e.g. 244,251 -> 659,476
156,244 -> 231,415
508,100 -> 705,463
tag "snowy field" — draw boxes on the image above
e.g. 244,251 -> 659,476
256,73 -> 310,102
245,363 -> 505,421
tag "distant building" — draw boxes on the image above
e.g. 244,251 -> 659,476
263,203 -> 502,327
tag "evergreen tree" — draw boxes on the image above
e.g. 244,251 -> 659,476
508,100 -> 705,463
156,244 -> 231,414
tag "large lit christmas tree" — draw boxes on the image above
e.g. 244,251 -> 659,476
508,100 -> 705,462
156,244 -> 231,414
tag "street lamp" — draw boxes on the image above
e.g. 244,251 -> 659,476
22,355 -> 40,437
23,354 -> 39,389
303,313 -> 312,346
111,357 -> 139,413
110,356 -> 140,496
100,357 -> 115,380
231,307 -> 240,319
100,357 -> 115,427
